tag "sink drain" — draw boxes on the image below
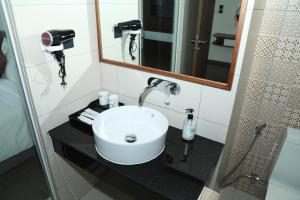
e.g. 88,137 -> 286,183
125,134 -> 137,143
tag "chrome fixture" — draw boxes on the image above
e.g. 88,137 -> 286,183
125,134 -> 137,143
138,77 -> 181,106
219,123 -> 267,189
220,173 -> 267,189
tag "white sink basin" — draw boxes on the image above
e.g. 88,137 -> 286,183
92,105 -> 169,165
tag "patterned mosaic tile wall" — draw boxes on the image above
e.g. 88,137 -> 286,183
226,0 -> 300,198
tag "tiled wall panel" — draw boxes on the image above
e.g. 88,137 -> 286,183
225,0 -> 300,198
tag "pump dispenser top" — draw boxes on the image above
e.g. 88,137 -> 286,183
182,108 -> 197,140
186,108 -> 194,120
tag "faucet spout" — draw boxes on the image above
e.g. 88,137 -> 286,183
138,77 -> 180,106
138,85 -> 153,106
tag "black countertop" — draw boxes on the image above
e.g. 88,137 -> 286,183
49,122 -> 223,200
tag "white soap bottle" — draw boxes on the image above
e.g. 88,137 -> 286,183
182,109 -> 196,140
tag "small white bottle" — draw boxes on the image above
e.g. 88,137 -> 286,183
182,108 -> 197,140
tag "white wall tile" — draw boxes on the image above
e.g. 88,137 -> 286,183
38,91 -> 98,131
26,52 -> 101,116
100,62 -> 119,93
198,75 -> 239,127
12,3 -> 97,67
196,119 -> 228,144
118,94 -> 137,105
118,67 -> 146,97
26,70 -> 44,115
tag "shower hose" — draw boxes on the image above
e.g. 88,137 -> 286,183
219,123 -> 267,188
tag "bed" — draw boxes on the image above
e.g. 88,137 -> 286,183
0,35 -> 34,163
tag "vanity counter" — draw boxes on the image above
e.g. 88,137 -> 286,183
49,122 -> 223,200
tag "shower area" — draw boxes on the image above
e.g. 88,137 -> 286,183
217,0 -> 300,199
0,4 -> 51,200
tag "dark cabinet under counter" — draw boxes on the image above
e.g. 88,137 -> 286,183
49,122 -> 223,200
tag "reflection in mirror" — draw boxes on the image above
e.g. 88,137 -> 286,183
98,0 -> 243,85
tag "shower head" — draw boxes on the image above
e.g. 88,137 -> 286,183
255,123 -> 267,135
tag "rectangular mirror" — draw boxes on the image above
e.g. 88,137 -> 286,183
96,0 -> 247,90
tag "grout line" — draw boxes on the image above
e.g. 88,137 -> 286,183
99,63 -> 103,92
25,50 -> 99,69
54,153 -> 79,200
38,89 -> 99,119
117,67 -> 120,95
119,93 -> 186,115
195,86 -> 203,121
197,117 -> 229,128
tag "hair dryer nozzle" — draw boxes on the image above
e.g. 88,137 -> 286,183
41,29 -> 75,46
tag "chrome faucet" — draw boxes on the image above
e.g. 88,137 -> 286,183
138,77 -> 181,106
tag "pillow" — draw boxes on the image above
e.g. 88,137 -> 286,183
0,32 -> 7,78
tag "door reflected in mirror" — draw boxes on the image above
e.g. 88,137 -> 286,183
97,0 -> 245,87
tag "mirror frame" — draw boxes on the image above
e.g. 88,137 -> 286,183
95,0 -> 248,90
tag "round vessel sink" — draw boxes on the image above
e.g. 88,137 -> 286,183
92,105 -> 169,165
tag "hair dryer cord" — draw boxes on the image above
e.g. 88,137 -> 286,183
129,34 -> 137,61
53,51 -> 67,86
